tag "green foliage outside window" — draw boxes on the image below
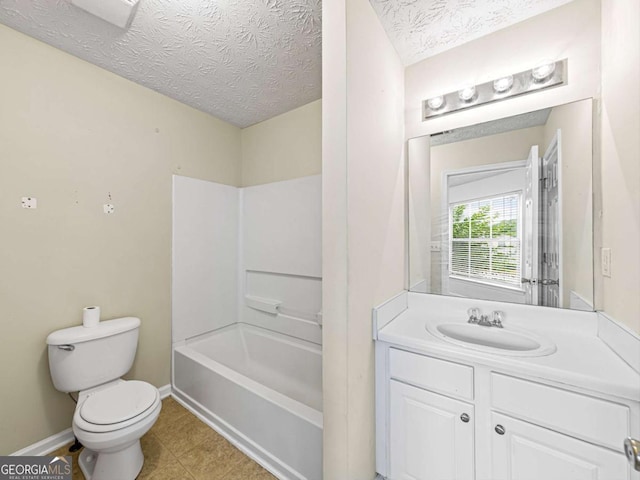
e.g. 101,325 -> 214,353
450,195 -> 521,285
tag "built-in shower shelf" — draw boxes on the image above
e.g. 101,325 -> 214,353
245,294 -> 322,325
245,295 -> 281,314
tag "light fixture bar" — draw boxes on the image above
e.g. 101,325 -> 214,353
423,59 -> 567,120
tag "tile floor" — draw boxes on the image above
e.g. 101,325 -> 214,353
50,397 -> 276,480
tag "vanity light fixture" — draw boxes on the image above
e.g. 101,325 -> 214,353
423,59 -> 566,120
493,75 -> 514,94
531,62 -> 557,82
458,86 -> 477,102
426,95 -> 445,110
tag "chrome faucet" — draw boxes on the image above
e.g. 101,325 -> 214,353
491,310 -> 504,328
467,308 -> 504,328
467,308 -> 480,324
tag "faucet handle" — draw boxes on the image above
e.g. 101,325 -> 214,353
492,311 -> 504,328
467,307 -> 480,323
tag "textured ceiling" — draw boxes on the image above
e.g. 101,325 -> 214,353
0,0 -> 321,127
430,108 -> 551,146
369,0 -> 573,66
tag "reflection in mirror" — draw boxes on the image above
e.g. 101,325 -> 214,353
408,99 -> 593,310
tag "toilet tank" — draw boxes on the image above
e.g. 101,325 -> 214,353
46,317 -> 141,393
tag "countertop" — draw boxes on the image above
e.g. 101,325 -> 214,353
378,302 -> 640,402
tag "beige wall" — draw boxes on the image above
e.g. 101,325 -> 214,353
599,0 -> 640,332
241,100 -> 322,186
323,0 -> 405,477
408,136 -> 431,291
321,0 -> 349,473
430,126 -> 545,224
427,126 -> 544,293
0,25 -> 242,454
543,100 -> 594,308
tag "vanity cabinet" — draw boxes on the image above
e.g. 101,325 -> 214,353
491,412 -> 628,480
376,344 -> 636,480
389,380 -> 474,480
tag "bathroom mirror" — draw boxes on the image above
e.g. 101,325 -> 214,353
408,98 -> 594,310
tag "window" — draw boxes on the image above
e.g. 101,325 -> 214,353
449,193 -> 521,287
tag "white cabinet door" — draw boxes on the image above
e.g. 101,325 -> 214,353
389,380 -> 474,480
491,412 -> 629,480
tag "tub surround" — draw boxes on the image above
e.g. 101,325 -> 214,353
240,176 -> 322,345
172,174 -> 323,479
172,174 -> 322,346
172,176 -> 240,343
374,292 -> 640,479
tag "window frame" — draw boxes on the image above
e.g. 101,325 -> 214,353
448,190 -> 524,290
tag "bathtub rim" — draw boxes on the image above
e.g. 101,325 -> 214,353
185,321 -> 322,352
173,323 -> 323,429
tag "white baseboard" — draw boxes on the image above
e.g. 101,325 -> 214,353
158,383 -> 172,399
11,383 -> 172,457
10,428 -> 74,457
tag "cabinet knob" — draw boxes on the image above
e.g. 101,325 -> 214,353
495,424 -> 505,435
460,413 -> 470,423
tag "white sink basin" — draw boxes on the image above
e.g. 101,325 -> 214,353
426,322 -> 556,357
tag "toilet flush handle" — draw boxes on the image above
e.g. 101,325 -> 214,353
58,344 -> 75,351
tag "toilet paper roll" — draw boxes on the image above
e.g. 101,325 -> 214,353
83,306 -> 101,328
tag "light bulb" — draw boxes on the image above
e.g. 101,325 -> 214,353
458,86 -> 476,102
493,75 -> 514,93
532,62 -> 556,82
427,95 -> 445,110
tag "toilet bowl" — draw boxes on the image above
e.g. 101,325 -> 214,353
72,380 -> 161,480
46,317 -> 161,480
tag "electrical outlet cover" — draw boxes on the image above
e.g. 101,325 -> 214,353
103,204 -> 115,214
21,197 -> 37,209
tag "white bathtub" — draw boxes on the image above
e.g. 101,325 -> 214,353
172,323 -> 322,480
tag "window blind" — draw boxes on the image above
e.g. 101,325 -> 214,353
449,193 -> 521,287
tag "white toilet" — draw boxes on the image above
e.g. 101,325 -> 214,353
47,317 -> 161,480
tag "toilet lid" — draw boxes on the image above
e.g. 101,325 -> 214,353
80,381 -> 158,425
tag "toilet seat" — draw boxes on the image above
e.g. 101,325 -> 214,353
81,381 -> 157,425
74,380 -> 160,434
